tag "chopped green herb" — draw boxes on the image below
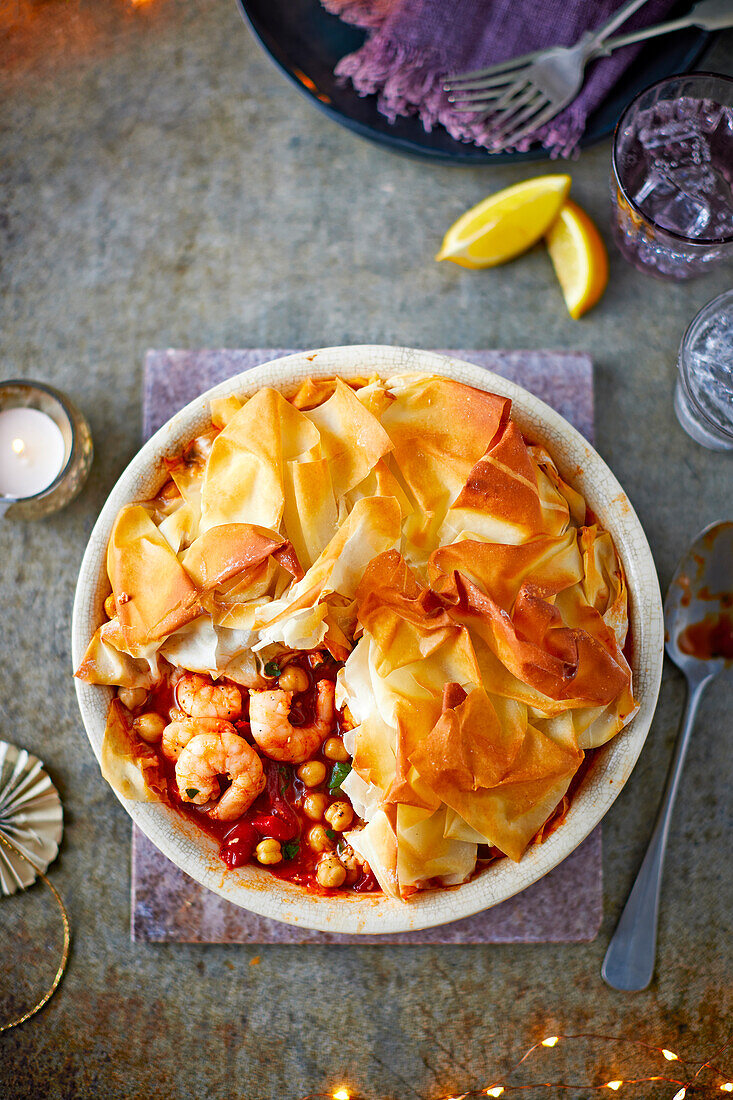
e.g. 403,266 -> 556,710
325,829 -> 337,841
278,764 -> 289,796
185,788 -> 199,799
282,841 -> 300,861
263,660 -> 281,678
328,762 -> 351,793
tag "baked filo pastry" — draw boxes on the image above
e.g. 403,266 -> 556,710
77,373 -> 635,898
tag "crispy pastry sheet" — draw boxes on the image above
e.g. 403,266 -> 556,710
77,374 -> 635,898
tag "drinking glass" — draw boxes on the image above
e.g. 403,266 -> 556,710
611,72 -> 733,280
674,289 -> 733,451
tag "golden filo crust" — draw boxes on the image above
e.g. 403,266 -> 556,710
107,504 -> 202,650
76,372 -> 636,898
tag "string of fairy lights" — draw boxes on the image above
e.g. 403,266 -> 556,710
299,1033 -> 733,1099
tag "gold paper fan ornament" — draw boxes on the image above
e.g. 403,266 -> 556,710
0,739 -> 69,1032
0,740 -> 63,894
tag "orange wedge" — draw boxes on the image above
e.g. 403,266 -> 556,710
435,174 -> 571,269
545,200 -> 609,320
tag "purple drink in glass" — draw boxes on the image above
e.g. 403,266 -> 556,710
611,73 -> 733,279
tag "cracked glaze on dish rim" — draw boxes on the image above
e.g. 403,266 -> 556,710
71,346 -> 664,935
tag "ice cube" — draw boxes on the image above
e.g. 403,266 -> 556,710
658,191 -> 711,236
638,118 -> 706,152
696,102 -> 726,134
688,349 -> 733,430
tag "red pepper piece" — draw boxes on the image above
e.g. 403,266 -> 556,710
249,813 -> 298,843
220,822 -> 258,868
353,868 -> 379,893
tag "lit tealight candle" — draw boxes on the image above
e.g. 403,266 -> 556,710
0,407 -> 66,498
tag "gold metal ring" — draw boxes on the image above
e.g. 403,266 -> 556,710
0,831 -> 70,1032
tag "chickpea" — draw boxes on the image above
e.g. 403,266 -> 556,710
302,792 -> 330,821
338,843 -> 361,884
118,686 -> 148,711
297,760 -> 327,788
133,712 -> 166,744
323,737 -> 350,763
316,854 -> 347,889
308,825 -> 334,853
338,842 -> 361,872
324,801 -> 353,832
104,594 -> 116,619
255,839 -> 282,865
278,665 -> 309,693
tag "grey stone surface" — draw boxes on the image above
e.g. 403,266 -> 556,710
0,3 -> 731,1098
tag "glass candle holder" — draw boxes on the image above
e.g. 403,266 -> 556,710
0,380 -> 93,519
674,289 -> 733,452
611,72 -> 733,280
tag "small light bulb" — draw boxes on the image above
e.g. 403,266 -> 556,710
11,438 -> 25,455
541,1036 -> 559,1047
605,1082 -> 623,1092
333,1090 -> 350,1100
672,1089 -> 687,1100
662,1050 -> 679,1061
486,1089 -> 505,1098
721,1085 -> 733,1094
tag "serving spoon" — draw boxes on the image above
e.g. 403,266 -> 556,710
602,520 -> 733,991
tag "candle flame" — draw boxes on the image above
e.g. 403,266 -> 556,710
11,437 -> 25,455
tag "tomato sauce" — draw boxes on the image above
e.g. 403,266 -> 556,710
678,611 -> 733,661
136,653 -> 378,896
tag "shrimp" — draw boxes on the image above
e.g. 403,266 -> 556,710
161,715 -> 232,763
249,679 -> 335,764
176,671 -> 242,721
175,723 -> 266,822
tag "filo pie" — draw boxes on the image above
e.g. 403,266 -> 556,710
76,373 -> 636,899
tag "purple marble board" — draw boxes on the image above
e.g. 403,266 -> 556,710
132,347 -> 600,945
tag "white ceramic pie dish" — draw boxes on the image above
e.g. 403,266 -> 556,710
72,345 -> 664,934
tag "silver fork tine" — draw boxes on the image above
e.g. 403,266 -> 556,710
449,89 -> 513,107
491,97 -> 561,148
450,75 -> 530,112
447,69 -> 526,97
448,83 -> 517,104
444,49 -> 543,89
452,83 -> 537,114
453,79 -> 531,113
482,87 -> 544,129
487,95 -> 552,145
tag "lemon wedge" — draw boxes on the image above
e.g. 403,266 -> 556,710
546,199 -> 609,320
435,174 -> 571,269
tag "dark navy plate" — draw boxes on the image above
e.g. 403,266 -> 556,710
236,0 -> 711,164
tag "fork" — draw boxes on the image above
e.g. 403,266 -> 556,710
444,0 -> 733,150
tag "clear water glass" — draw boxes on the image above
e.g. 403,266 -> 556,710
611,72 -> 733,280
674,289 -> 733,451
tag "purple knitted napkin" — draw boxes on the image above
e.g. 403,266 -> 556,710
322,0 -> 679,156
